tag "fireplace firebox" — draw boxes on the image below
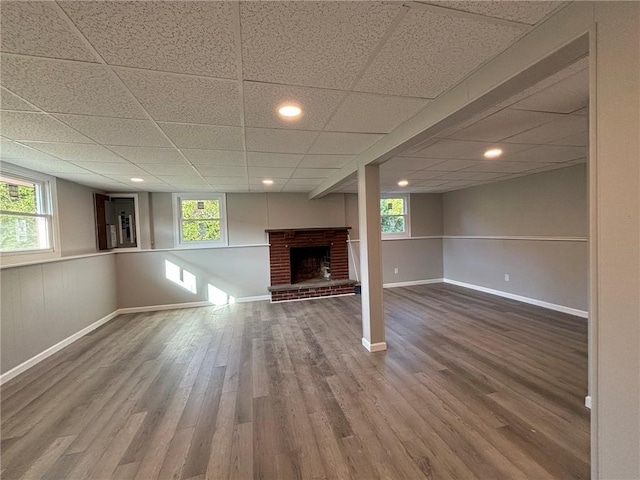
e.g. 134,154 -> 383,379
290,246 -> 331,284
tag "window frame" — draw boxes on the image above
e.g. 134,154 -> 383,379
172,193 -> 228,248
380,194 -> 411,239
0,164 -> 60,262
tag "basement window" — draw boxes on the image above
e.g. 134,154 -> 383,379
0,166 -> 57,257
173,193 -> 227,248
380,195 -> 410,238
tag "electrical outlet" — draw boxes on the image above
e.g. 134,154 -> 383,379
504,273 -> 510,282
394,267 -> 399,274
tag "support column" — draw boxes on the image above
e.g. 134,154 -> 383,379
357,164 -> 386,352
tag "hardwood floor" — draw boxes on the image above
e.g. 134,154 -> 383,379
0,284 -> 590,479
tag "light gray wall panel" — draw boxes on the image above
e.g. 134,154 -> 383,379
349,238 -> 443,284
227,193 -> 268,245
0,254 -> 118,375
444,164 -> 587,237
116,247 -> 270,308
266,193 -> 345,230
443,238 -> 588,311
410,193 -> 443,236
56,178 -> 101,256
150,192 -> 175,248
136,192 -> 152,250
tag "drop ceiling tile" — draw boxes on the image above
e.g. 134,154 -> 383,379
244,82 -> 345,131
3,157 -> 90,175
240,1 -> 400,89
437,107 -> 502,138
116,69 -> 240,125
248,179 -> 289,186
503,145 -> 586,163
246,128 -> 318,154
108,146 -> 188,165
159,123 -> 242,150
380,170 -> 415,180
286,178 -> 325,186
1,56 -> 145,119
60,1 -> 237,78
157,175 -> 209,185
355,9 -> 525,98
461,160 -> 556,174
551,131 -> 588,147
448,109 -> 562,142
382,157 -> 448,170
138,164 -> 191,176
307,132 -> 383,155
326,93 -> 430,133
510,69 -> 588,114
247,152 -> 302,168
434,171 -> 505,181
1,140 -> 63,162
573,107 -> 588,116
52,173 -> 114,185
428,1 -> 563,25
21,142 -> 128,163
79,162 -> 147,176
291,168 -> 336,179
1,112 -> 92,143
410,170 -> 451,180
298,155 -> 354,169
54,115 -> 170,147
103,174 -> 164,184
412,139 -> 487,159
281,185 -> 315,193
200,176 -> 247,185
249,185 -> 283,193
426,159 -> 482,171
215,185 -> 252,192
248,167 -> 295,178
195,166 -> 247,177
504,114 -> 587,144
1,87 -> 38,111
182,149 -> 245,167
415,180 -> 447,187
0,2 -> 97,62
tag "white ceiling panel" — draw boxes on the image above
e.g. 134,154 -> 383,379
426,2 -> 564,25
291,169 -> 336,179
182,149 -> 245,167
243,82 -> 345,131
551,131 -> 589,147
509,69 -> 588,114
461,160 -> 558,174
1,56 -> 145,119
78,162 -> 148,176
157,175 -> 209,185
504,114 -> 587,144
240,2 -> 401,89
0,112 -> 92,143
502,145 -> 586,163
103,174 -> 165,184
325,93 -> 429,133
55,115 -> 171,147
200,176 -> 247,185
51,172 -> 114,185
381,157 -> 447,170
1,87 -> 38,111
286,178 -> 325,187
3,157 -> 90,175
307,132 -> 383,155
59,1 -> 237,78
21,142 -> 128,164
298,155 -> 354,169
247,152 -> 302,168
447,109 -> 562,142
116,69 -> 241,125
426,159 -> 482,171
355,8 -> 525,98
412,139 -> 491,159
194,166 -> 247,178
1,140 -> 63,163
108,146 -> 188,165
138,164 -> 192,177
246,128 -> 318,154
159,123 -> 243,150
0,2 -> 97,62
248,167 -> 295,179
434,171 -> 505,181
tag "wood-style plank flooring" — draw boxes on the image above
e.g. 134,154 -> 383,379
0,284 -> 590,479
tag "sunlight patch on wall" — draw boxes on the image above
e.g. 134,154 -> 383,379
164,260 -> 197,294
208,284 -> 235,306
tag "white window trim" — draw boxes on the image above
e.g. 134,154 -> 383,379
0,164 -> 61,264
106,193 -> 142,252
380,194 -> 411,239
172,193 -> 228,248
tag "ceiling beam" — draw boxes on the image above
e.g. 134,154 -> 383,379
309,2 -> 594,199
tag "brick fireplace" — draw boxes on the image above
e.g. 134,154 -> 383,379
266,227 -> 357,302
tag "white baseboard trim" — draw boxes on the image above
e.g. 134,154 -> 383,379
585,395 -> 592,409
362,338 -> 388,352
117,301 -> 212,314
271,293 -> 355,304
235,295 -> 271,303
383,278 -> 444,289
443,279 -> 588,318
0,310 -> 120,386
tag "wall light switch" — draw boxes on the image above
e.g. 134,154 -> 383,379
504,274 -> 510,282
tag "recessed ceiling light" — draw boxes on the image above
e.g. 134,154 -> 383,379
262,179 -> 274,185
398,180 -> 409,187
483,148 -> 503,159
130,177 -> 144,182
278,104 -> 302,118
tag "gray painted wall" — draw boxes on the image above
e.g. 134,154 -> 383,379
56,178 -> 101,256
442,165 -> 588,311
1,254 -> 117,374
